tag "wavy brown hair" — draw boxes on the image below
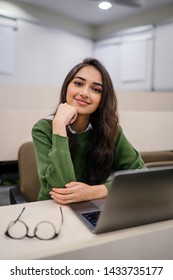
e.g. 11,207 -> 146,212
56,58 -> 119,184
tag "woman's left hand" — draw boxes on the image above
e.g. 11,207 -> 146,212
49,182 -> 108,205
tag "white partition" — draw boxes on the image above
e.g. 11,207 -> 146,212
119,110 -> 173,152
0,26 -> 14,74
94,42 -> 119,85
154,22 -> 173,91
94,30 -> 154,91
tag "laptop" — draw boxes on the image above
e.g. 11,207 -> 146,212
69,166 -> 173,234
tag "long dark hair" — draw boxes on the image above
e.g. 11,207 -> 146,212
56,58 -> 119,184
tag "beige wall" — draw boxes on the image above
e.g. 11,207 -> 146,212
1,85 -> 173,161
0,85 -> 59,161
117,90 -> 173,152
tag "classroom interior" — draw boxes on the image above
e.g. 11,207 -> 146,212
0,0 -> 173,205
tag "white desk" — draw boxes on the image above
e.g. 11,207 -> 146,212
1,200 -> 173,260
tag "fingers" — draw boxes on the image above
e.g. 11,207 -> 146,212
55,103 -> 77,125
65,182 -> 79,188
50,187 -> 73,194
50,192 -> 75,205
68,112 -> 78,125
52,103 -> 77,136
50,189 -> 80,205
49,186 -> 76,205
49,182 -> 88,205
49,183 -> 108,205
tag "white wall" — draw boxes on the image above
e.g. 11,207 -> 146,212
0,19 -> 93,87
153,22 -> 173,90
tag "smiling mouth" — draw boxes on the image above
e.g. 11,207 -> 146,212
75,98 -> 90,106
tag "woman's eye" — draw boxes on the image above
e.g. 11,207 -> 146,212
92,87 -> 102,93
74,81 -> 83,87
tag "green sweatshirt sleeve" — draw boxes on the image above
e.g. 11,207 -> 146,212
114,126 -> 146,170
32,119 -> 76,200
104,126 -> 146,191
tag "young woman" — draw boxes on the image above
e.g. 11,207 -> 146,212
32,58 -> 145,204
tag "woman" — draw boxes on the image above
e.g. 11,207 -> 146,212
32,58 -> 145,204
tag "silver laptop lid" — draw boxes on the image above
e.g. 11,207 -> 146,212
95,166 -> 173,233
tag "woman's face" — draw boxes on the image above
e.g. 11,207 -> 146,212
66,66 -> 102,116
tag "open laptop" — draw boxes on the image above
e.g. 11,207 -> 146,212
69,166 -> 173,234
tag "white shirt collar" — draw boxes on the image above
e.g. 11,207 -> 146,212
46,115 -> 92,134
67,123 -> 92,134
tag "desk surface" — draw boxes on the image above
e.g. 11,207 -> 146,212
1,200 -> 173,260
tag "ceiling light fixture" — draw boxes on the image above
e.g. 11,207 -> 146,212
88,0 -> 145,8
98,2 -> 112,10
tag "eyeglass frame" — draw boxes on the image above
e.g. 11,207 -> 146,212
5,206 -> 63,240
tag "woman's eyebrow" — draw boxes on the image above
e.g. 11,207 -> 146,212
74,76 -> 85,81
93,82 -> 103,88
74,76 -> 103,87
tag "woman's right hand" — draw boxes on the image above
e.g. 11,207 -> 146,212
52,103 -> 77,136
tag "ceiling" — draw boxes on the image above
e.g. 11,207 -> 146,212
17,0 -> 173,26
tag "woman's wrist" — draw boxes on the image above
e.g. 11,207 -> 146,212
52,121 -> 67,136
92,184 -> 108,200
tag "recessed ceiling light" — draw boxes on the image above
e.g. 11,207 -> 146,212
98,2 -> 112,10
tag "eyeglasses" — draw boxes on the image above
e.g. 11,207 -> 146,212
5,206 -> 63,240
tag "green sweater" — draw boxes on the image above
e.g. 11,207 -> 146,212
32,119 -> 146,200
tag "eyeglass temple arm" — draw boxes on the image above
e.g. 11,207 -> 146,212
14,207 -> 26,223
60,206 -> 64,223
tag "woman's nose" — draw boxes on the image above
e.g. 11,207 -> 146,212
80,86 -> 89,97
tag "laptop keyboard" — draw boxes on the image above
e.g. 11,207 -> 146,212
81,210 -> 101,227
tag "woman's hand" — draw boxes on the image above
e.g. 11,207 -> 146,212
49,182 -> 108,205
53,103 -> 77,136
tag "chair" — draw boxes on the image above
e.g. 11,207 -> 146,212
10,142 -> 41,204
140,150 -> 173,168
